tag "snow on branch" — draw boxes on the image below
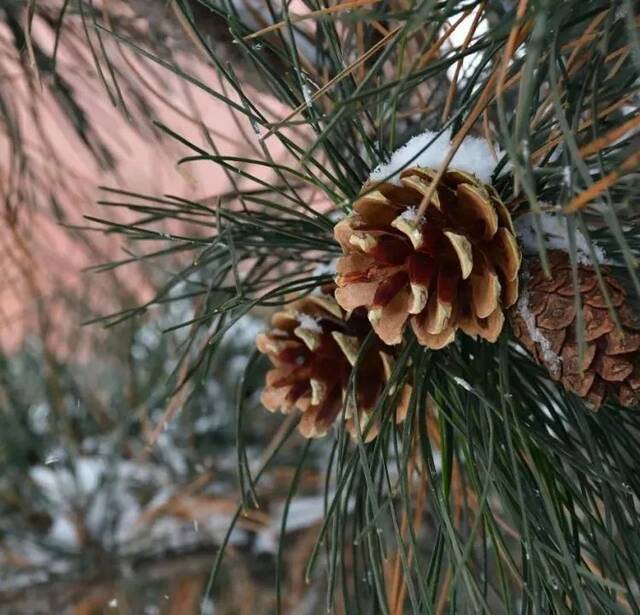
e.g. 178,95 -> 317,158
514,211 -> 609,265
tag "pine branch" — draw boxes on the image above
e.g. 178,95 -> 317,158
72,0 -> 640,612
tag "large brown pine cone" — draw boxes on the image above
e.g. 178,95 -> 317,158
256,293 -> 410,439
334,167 -> 520,349
510,250 -> 640,408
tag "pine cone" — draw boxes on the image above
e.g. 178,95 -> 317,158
256,293 -> 410,439
510,250 -> 640,408
334,167 -> 520,349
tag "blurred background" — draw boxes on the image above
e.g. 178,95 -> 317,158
0,2 -> 327,612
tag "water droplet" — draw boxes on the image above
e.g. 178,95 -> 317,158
252,42 -> 264,51
109,598 -> 118,608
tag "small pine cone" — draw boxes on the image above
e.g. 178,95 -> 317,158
334,167 -> 520,349
256,293 -> 411,439
510,250 -> 640,409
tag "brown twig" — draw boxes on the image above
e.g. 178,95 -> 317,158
578,114 -> 640,158
564,149 -> 640,213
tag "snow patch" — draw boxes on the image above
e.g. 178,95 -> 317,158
302,83 -> 314,108
312,259 -> 337,277
400,205 -> 424,224
370,129 -> 498,185
515,211 -> 608,265
516,279 -> 562,373
453,376 -> 472,391
296,313 -> 322,333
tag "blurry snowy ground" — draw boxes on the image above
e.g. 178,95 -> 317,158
0,311 -> 339,614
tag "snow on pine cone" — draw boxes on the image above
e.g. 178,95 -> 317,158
510,250 -> 640,409
256,293 -> 411,440
334,167 -> 521,349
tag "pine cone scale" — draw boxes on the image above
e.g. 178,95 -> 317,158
583,288 -> 623,309
605,329 -> 640,355
594,355 -> 633,382
584,305 -> 615,340
372,271 -> 410,307
537,295 -> 576,329
369,287 -> 411,345
471,281 -> 499,320
454,183 -> 498,240
490,228 -> 521,283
